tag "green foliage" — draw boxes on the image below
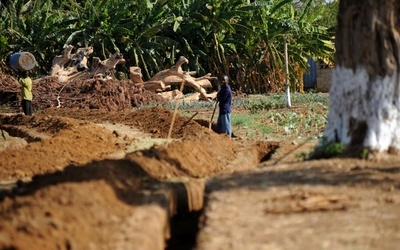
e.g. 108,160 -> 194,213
243,0 -> 335,93
235,92 -> 328,139
309,136 -> 344,159
0,0 -> 336,91
232,113 -> 276,138
245,97 -> 286,113
361,148 -> 370,160
244,92 -> 329,113
232,114 -> 255,127
3,0 -> 75,73
311,0 -> 339,30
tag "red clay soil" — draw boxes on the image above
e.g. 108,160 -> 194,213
1,74 -> 399,250
0,105 -> 277,250
0,113 -> 121,179
40,106 -> 208,139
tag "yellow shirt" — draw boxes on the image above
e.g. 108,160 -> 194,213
19,77 -> 33,101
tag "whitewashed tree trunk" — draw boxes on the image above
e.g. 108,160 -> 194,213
323,0 -> 400,153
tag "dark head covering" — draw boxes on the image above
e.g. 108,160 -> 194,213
20,70 -> 29,78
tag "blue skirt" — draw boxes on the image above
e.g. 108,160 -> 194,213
217,113 -> 231,136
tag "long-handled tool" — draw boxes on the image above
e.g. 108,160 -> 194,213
208,100 -> 218,130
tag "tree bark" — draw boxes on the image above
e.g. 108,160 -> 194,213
324,0 -> 400,153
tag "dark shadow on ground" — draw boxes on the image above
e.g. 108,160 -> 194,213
206,160 -> 400,192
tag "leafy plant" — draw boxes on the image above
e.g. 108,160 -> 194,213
308,136 -> 344,159
244,92 -> 329,114
0,0 -> 336,93
232,93 -> 327,140
361,148 -> 370,159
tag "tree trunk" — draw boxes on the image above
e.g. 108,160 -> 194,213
324,0 -> 400,153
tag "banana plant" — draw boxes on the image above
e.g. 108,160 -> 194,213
244,0 -> 335,92
0,0 -> 68,73
167,0 -> 255,90
0,0 -> 336,93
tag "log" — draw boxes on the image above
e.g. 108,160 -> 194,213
50,45 -> 74,77
52,45 -> 74,68
51,46 -> 94,81
129,67 -> 144,83
159,90 -> 183,100
71,46 -> 93,70
92,53 -> 126,75
143,81 -> 167,92
196,79 -> 213,89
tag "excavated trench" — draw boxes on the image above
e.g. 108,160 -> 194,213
167,209 -> 203,250
166,181 -> 205,250
0,113 -> 278,250
165,153 -> 275,250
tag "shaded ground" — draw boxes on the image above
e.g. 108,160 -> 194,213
0,82 -> 399,249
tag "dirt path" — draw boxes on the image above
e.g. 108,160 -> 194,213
0,106 -> 399,250
198,158 -> 400,250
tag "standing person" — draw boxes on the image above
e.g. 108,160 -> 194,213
216,75 -> 232,136
18,71 -> 33,116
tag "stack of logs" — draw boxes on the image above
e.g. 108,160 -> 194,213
50,46 -> 218,101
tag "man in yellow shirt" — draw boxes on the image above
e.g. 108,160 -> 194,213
19,71 -> 33,116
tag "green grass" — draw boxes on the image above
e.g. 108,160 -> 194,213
244,92 -> 329,113
232,113 -> 256,127
235,92 -> 329,140
232,113 -> 279,138
308,137 -> 344,159
140,92 -> 329,141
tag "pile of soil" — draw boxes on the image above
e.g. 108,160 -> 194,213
0,105 -> 276,180
0,113 -> 122,179
0,75 -> 167,111
40,106 -> 208,139
0,104 -> 279,249
0,159 -> 175,250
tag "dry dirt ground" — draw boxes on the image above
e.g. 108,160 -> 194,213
0,103 -> 399,249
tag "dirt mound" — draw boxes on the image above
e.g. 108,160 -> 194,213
1,113 -> 76,135
1,106 -> 277,181
0,73 -> 18,91
127,131 -> 236,179
41,106 -> 209,138
0,105 -> 279,250
0,76 -> 167,111
0,160 -> 172,250
129,106 -> 209,138
127,131 -> 279,180
0,113 -> 122,180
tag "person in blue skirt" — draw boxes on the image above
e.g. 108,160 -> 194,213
216,75 -> 232,137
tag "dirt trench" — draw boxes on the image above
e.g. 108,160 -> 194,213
0,106 -> 278,249
2,105 -> 399,250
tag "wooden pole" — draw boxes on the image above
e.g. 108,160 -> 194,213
167,79 -> 186,141
209,100 -> 218,130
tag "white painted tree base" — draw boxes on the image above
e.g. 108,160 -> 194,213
323,66 -> 400,152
